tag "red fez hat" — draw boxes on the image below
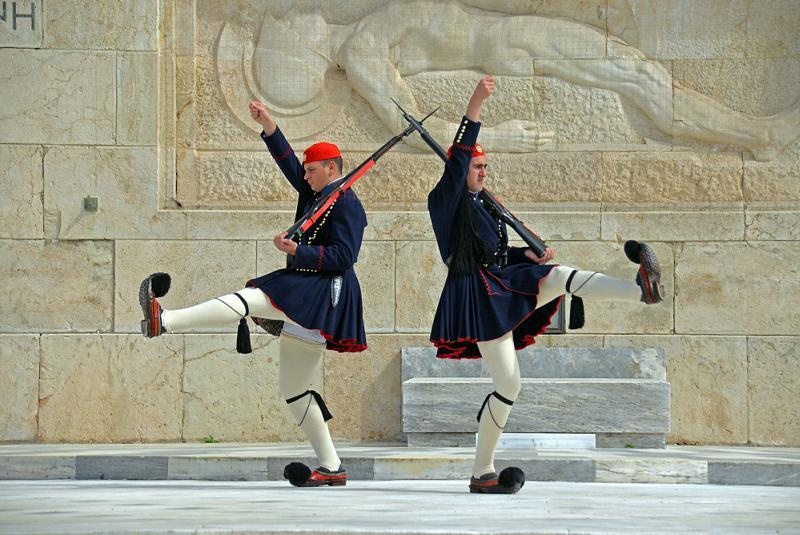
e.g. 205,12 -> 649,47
303,142 -> 341,165
446,143 -> 486,159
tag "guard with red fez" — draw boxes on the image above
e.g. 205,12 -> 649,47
427,76 -> 664,494
137,100 -> 368,488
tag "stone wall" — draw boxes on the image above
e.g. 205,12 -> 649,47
1,0 -> 798,446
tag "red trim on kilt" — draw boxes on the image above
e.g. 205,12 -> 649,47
317,246 -> 325,272
246,284 -> 367,353
431,266 -> 563,359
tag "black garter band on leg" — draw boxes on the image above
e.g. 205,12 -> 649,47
286,389 -> 334,424
565,269 -> 597,330
477,391 -> 514,430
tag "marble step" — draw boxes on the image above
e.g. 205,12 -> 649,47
402,347 -> 666,381
402,377 -> 669,435
1,444 -> 798,486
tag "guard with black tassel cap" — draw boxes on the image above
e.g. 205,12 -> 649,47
399,75 -> 665,493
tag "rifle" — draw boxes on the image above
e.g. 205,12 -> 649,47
392,100 -> 548,257
286,108 -> 437,240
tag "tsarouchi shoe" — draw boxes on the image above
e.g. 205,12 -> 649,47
469,467 -> 525,494
284,462 -> 347,487
139,272 -> 170,338
624,240 -> 663,304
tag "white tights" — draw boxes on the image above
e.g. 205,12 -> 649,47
472,265 -> 640,478
160,289 -> 340,471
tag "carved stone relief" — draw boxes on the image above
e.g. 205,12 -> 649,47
168,0 -> 800,208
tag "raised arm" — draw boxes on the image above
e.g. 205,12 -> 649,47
249,100 -> 312,198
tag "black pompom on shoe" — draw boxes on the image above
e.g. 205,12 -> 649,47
284,462 -> 312,487
624,240 -> 643,264
498,466 -> 525,492
150,272 -> 171,298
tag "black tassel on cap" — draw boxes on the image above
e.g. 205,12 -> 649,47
236,318 -> 252,354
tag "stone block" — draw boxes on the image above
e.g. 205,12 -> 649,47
601,152 -> 743,203
496,459 -> 596,483
673,59 -> 800,117
118,52 -> 158,145
675,242 -> 800,334
38,335 -> 183,442
114,240 -> 256,333
0,335 -> 39,440
189,211 -> 294,240
595,433 -> 666,449
364,212 -> 435,242
0,145 -> 42,239
403,378 -> 669,434
75,456 -> 168,480
602,210 -> 744,242
708,462 -> 800,487
402,346 -> 666,381
356,241 -> 394,332
182,334 -> 308,442
168,457 -> 268,481
534,71 -> 669,148
0,240 -> 113,332
326,334 -> 430,442
394,241 -> 448,332
0,49 -> 115,144
746,211 -> 800,241
0,0 -> 41,47
0,456 -> 75,480
606,336 -> 748,445
747,337 -> 800,446
44,0 -> 158,50
607,0 -> 765,60
44,147 -> 185,240
744,143 -> 800,202
595,459 -> 707,484
489,153 -> 605,203
373,456 -> 472,480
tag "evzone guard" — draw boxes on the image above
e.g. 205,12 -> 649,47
422,76 -> 664,494
139,101 -> 371,487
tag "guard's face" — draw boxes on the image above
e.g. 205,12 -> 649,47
466,155 -> 488,193
304,160 -> 337,192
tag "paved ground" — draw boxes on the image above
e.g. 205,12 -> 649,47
1,479 -> 799,534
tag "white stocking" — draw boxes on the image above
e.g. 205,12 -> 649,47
161,287 -> 288,332
536,265 -> 640,309
279,334 -> 341,472
473,332 -> 520,478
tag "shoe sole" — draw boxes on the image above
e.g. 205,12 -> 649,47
469,484 -> 520,494
138,276 -> 159,338
638,243 -> 663,304
295,477 -> 347,487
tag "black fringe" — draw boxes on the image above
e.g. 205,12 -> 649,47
448,193 -> 493,275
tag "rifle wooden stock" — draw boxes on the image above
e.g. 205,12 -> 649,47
394,104 -> 548,257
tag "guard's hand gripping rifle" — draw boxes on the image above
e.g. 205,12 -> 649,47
392,100 -> 548,258
285,108 -> 437,240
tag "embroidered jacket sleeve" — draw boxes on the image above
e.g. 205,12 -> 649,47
292,190 -> 367,272
260,128 -> 314,211
427,116 -> 481,262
